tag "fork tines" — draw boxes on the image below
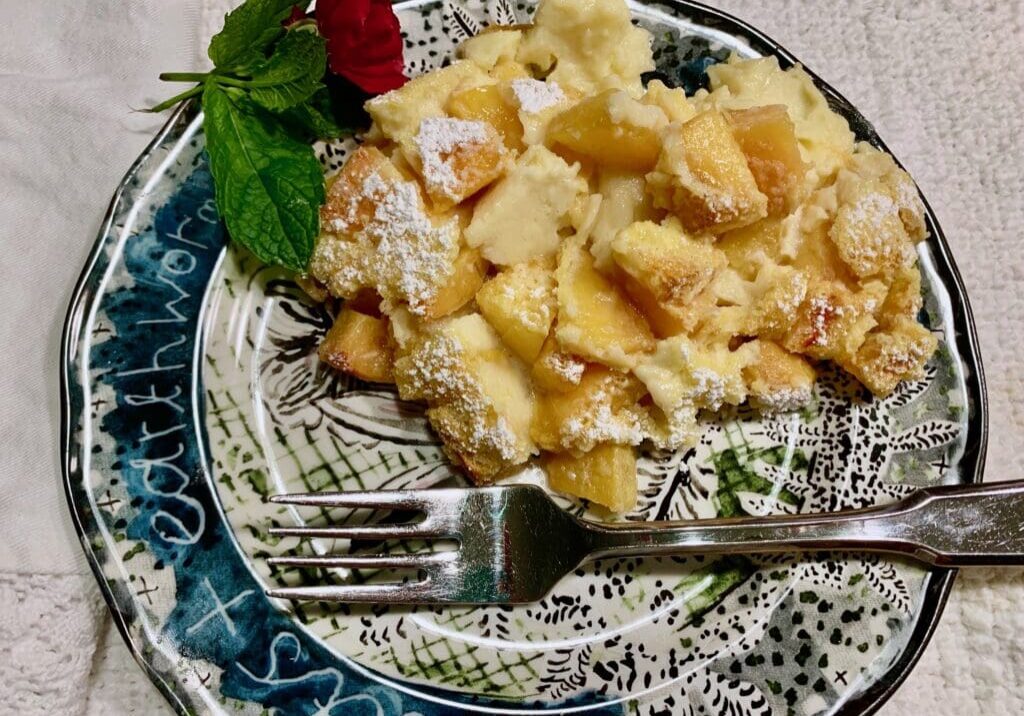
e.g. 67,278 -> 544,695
266,491 -> 456,603
267,490 -> 454,541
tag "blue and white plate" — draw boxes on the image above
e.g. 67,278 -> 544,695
62,1 -> 986,714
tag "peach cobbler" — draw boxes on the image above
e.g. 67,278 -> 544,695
305,0 -> 936,512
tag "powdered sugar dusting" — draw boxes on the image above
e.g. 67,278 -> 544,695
755,386 -> 814,414
689,367 -> 728,411
879,339 -> 930,373
400,333 -> 520,462
311,170 -> 459,314
500,280 -> 554,332
415,117 -> 490,200
543,351 -> 584,385
806,294 -> 844,348
561,390 -> 644,452
845,191 -> 897,229
510,79 -> 565,114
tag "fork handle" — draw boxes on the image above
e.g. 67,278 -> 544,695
584,480 -> 1024,567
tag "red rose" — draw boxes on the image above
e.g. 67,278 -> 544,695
316,0 -> 407,94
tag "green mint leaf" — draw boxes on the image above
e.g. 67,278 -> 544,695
275,86 -> 356,140
202,81 -> 325,271
247,28 -> 326,111
208,0 -> 297,72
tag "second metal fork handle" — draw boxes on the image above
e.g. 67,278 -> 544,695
584,480 -> 1024,567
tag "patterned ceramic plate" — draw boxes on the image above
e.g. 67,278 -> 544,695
62,1 -> 987,714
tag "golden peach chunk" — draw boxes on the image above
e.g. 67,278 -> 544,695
531,366 -> 646,453
647,110 -> 768,235
366,60 -> 489,160
842,317 -> 937,396
546,443 -> 637,513
446,83 -> 526,152
727,105 -> 810,216
829,177 -> 916,279
318,308 -> 395,384
505,78 -> 573,146
555,236 -> 655,369
309,160 -> 461,315
547,89 -> 666,171
319,146 -> 403,236
742,340 -> 816,413
394,313 -> 535,482
876,265 -> 924,328
414,117 -> 511,208
782,279 -> 883,363
792,219 -> 858,285
611,220 -> 726,334
531,333 -> 586,392
420,248 -> 488,320
490,60 -> 532,81
717,218 -> 785,281
745,262 -> 810,339
476,262 -> 556,363
612,266 -> 690,339
703,55 -> 855,180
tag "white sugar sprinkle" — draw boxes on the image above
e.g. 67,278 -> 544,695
807,295 -> 844,347
402,333 -> 519,461
846,191 -> 897,231
756,386 -> 813,414
314,170 -> 459,313
543,351 -> 584,384
415,117 -> 490,200
690,367 -> 727,411
510,79 -> 565,114
562,401 -> 644,451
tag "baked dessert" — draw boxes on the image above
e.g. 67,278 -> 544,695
305,0 -> 936,512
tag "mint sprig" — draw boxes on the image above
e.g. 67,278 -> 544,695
208,0 -> 297,72
246,27 -> 326,111
203,82 -> 325,271
151,0 -> 364,272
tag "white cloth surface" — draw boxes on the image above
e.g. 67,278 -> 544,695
0,0 -> 1020,714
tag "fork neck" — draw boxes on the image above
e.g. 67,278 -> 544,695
582,479 -> 1024,568
581,502 -> 904,562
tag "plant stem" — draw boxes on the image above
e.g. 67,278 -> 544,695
148,85 -> 203,113
159,71 -> 209,82
213,75 -> 252,89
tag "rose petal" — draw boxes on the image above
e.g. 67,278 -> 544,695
317,0 -> 406,94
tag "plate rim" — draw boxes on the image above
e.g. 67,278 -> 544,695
60,99 -> 199,714
59,1 -> 989,714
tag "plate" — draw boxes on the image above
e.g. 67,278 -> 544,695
61,1 -> 987,714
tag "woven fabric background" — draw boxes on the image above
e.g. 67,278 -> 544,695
0,1 -> 1020,713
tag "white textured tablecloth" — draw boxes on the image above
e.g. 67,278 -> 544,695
0,1 -> 1021,713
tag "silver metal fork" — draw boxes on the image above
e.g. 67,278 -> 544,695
266,480 -> 1024,604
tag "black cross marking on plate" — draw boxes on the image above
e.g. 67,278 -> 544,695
135,576 -> 159,605
91,396 -> 108,412
931,454 -> 950,473
835,670 -> 848,685
96,491 -> 122,512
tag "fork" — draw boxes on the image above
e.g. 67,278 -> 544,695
265,480 -> 1024,604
